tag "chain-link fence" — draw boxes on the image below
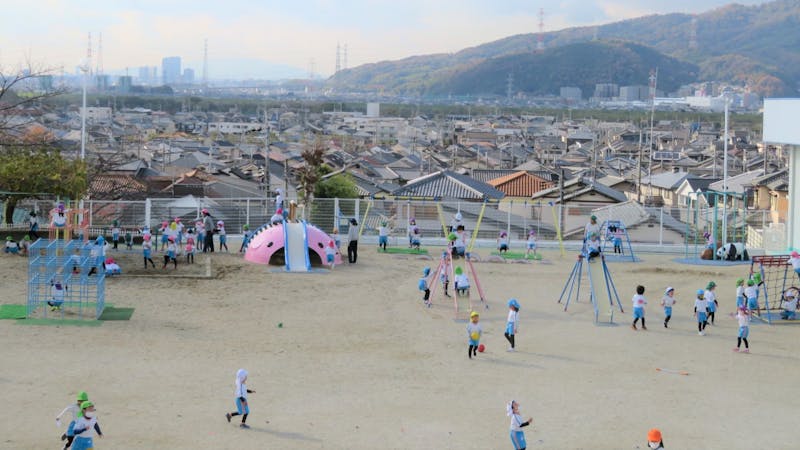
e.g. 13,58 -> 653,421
0,196 -> 785,252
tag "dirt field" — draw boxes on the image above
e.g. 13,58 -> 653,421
1,246 -> 798,449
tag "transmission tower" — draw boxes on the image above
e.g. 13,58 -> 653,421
202,38 -> 209,86
335,42 -> 341,73
86,32 -> 93,77
308,58 -> 316,79
96,32 -> 103,76
689,17 -> 698,50
536,8 -> 545,53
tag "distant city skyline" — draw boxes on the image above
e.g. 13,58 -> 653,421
0,0 -> 772,80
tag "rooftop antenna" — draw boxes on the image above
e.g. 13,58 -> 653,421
335,42 -> 341,73
536,8 -> 545,53
202,38 -> 209,87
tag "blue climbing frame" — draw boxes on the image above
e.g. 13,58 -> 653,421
558,253 -> 624,325
27,239 -> 106,320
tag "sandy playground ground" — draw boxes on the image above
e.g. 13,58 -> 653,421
1,243 -> 799,449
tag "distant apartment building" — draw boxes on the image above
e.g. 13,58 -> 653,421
208,122 -> 264,134
117,76 -> 133,93
183,68 -> 195,85
162,56 -> 182,85
560,87 -> 582,103
138,66 -> 158,84
618,85 -> 648,102
366,102 -> 380,118
593,83 -> 619,100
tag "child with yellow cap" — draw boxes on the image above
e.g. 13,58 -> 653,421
466,311 -> 482,359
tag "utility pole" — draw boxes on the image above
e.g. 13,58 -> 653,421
636,124 -> 643,203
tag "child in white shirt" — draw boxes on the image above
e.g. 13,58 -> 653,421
632,285 -> 647,330
226,369 -> 255,428
325,240 -> 336,270
466,311 -> 482,359
525,230 -> 537,259
507,400 -> 533,450
504,299 -> 520,351
454,266 -> 470,296
378,221 -> 389,252
734,307 -> 751,352
735,278 -> 745,309
745,279 -> 758,312
661,287 -> 675,328
704,281 -> 718,325
71,401 -> 103,449
781,289 -> 798,320
56,391 -> 89,450
694,289 -> 709,335
789,251 -> 800,282
418,267 -> 431,307
217,221 -> 228,252
497,231 -> 509,253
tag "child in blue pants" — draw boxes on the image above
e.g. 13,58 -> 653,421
507,400 -> 533,450
226,369 -> 255,428
56,391 -> 89,450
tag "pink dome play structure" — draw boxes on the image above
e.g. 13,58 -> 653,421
244,221 -> 342,270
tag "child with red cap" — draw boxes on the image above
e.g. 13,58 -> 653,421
647,428 -> 664,448
789,251 -> 800,282
325,239 -> 336,270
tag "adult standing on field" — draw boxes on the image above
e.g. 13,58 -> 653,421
347,218 -> 359,263
202,209 -> 215,253
584,214 -> 600,242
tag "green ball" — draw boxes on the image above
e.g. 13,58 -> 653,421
277,322 -> 283,328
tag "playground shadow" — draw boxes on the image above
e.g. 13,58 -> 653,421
246,425 -> 323,443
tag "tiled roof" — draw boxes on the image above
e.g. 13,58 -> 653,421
487,171 -> 555,197
391,170 -> 505,201
89,174 -> 147,200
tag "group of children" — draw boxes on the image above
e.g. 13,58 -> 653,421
3,235 -> 32,255
627,278 -> 774,353
464,298 -> 521,360
55,391 -> 103,450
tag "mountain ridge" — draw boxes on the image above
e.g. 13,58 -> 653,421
329,0 -> 799,97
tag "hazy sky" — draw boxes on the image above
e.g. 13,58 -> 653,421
0,0 -> 770,79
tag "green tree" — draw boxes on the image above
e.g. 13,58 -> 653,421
315,174 -> 359,199
0,131 -> 88,224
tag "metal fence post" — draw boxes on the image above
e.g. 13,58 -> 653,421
659,207 -> 664,246
334,197 -> 340,230
145,198 -> 151,228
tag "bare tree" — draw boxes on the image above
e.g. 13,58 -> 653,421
0,62 -> 68,137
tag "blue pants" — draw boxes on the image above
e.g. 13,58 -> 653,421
664,306 -> 672,317
71,436 -> 94,450
736,296 -> 745,308
747,297 -> 758,310
633,307 -> 644,319
697,311 -> 707,323
510,430 -> 527,450
378,236 -> 388,246
66,420 -> 76,437
236,397 -> 250,415
781,310 -> 796,320
738,326 -> 750,338
469,338 -> 479,347
506,322 -> 515,335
